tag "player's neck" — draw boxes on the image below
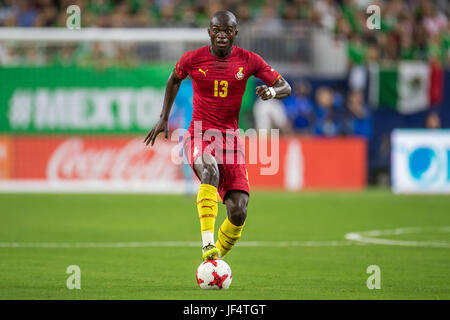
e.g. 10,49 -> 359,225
209,45 -> 233,58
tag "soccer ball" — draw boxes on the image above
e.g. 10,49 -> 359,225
196,259 -> 232,290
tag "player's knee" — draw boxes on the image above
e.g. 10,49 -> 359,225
226,194 -> 248,226
201,165 -> 219,186
199,156 -> 219,187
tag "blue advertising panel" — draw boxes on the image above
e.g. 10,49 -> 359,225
391,129 -> 450,194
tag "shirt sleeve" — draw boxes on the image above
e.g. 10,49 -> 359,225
175,51 -> 192,80
250,52 -> 282,86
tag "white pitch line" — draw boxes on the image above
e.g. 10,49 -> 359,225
345,226 -> 450,248
2,227 -> 448,249
0,240 -> 359,248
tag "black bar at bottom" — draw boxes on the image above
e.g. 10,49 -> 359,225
0,300 -> 446,318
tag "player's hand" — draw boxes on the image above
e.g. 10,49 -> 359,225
144,118 -> 169,147
256,85 -> 274,100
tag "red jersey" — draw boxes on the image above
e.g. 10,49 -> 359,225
175,45 -> 281,133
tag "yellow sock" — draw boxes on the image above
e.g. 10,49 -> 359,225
216,217 -> 245,258
197,184 -> 218,246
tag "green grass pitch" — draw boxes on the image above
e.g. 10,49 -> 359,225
0,190 -> 449,299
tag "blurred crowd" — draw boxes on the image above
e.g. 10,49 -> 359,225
0,0 -> 448,137
336,0 -> 450,67
254,78 -> 443,138
254,82 -> 373,138
0,0 -> 448,66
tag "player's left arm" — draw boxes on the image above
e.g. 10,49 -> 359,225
251,52 -> 291,100
255,77 -> 291,101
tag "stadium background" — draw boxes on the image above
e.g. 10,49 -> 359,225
0,0 -> 449,300
0,0 -> 450,191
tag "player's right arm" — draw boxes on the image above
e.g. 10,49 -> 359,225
144,70 -> 183,146
144,52 -> 191,147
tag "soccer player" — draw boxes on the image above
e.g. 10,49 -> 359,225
144,11 -> 291,260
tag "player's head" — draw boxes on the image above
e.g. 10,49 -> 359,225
208,11 -> 238,53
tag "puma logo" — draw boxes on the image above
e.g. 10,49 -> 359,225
198,68 -> 208,76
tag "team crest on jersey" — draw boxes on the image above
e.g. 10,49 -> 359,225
235,67 -> 244,80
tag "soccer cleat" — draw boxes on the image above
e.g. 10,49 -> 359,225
202,243 -> 220,260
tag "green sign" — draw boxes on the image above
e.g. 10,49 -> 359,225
0,65 -> 255,134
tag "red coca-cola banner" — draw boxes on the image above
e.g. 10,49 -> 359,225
13,137 -> 181,181
0,135 -> 366,192
246,136 -> 366,190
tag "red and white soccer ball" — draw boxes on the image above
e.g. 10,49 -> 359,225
196,260 -> 232,290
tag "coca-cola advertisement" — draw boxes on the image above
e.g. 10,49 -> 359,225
246,136 -> 366,190
0,135 -> 366,192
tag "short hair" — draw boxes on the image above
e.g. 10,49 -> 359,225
210,11 -> 237,28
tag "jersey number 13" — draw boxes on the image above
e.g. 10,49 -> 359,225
214,80 -> 228,98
